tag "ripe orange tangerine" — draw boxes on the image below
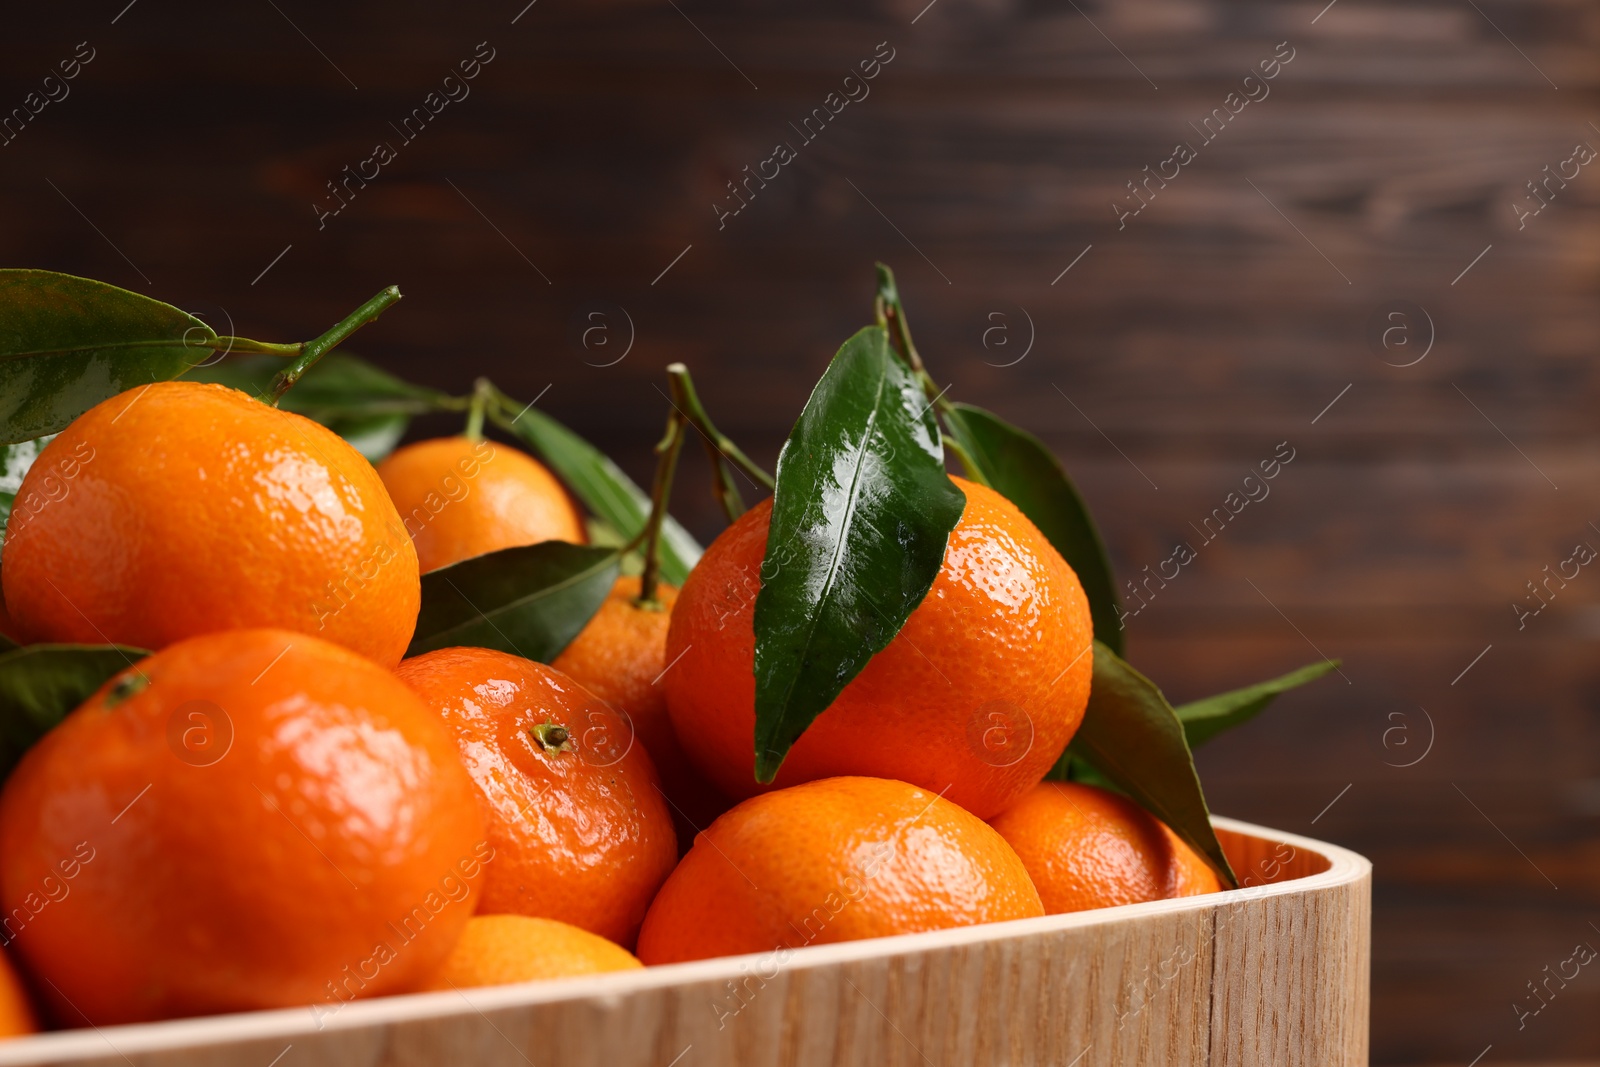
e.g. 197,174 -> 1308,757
636,776 -> 1044,966
377,436 -> 586,573
552,577 -> 732,848
1,381 -> 419,667
0,628 -> 485,1026
663,477 -> 1094,820
395,648 -> 677,948
988,781 -> 1221,914
422,915 -> 642,990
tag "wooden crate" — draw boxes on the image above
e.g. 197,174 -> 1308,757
0,817 -> 1369,1067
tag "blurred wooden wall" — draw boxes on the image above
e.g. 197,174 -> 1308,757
3,0 -> 1599,1061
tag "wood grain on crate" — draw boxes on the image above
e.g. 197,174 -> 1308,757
0,819 -> 1369,1067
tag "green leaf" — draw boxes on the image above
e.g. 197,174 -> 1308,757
325,412 -> 410,462
185,351 -> 448,461
496,406 -> 701,587
752,326 -> 966,782
942,403 -> 1124,656
0,270 -> 216,445
0,643 -> 148,780
0,435 -> 54,547
408,541 -> 620,660
1176,660 -> 1340,749
1052,642 -> 1238,888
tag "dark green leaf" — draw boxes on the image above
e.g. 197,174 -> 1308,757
0,435 -> 53,546
408,541 -> 619,660
942,403 -> 1124,655
1052,642 -> 1238,888
1176,660 -> 1340,748
0,271 -> 215,445
185,352 -> 447,461
497,406 -> 700,586
752,326 -> 966,782
0,643 -> 148,780
325,412 -> 410,462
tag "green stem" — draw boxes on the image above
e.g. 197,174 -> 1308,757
270,286 -> 403,403
637,409 -> 688,607
874,263 -> 954,412
464,378 -> 492,441
941,433 -> 990,487
206,337 -> 302,357
696,422 -> 746,525
483,383 -> 529,427
873,262 -> 928,378
665,358 -> 771,495
873,263 -> 991,487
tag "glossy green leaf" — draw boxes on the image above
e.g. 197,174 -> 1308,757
1052,641 -> 1238,888
496,405 -> 701,586
0,435 -> 53,546
1176,660 -> 1340,749
408,541 -> 620,660
0,270 -> 215,445
0,643 -> 148,780
185,351 -> 448,461
942,402 -> 1123,656
752,326 -> 966,782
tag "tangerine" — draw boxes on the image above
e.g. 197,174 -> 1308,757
663,477 -> 1093,820
376,436 -> 585,573
422,915 -> 641,990
395,648 -> 677,948
635,776 -> 1043,966
988,781 -> 1221,914
0,629 -> 485,1026
1,381 -> 419,666
552,577 -> 731,848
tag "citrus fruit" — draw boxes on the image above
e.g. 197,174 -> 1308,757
0,951 -> 37,1038
552,576 -> 731,848
662,476 -> 1093,820
1166,822 -> 1224,898
988,782 -> 1221,914
394,648 -> 677,948
422,915 -> 641,990
0,629 -> 486,1026
1,381 -> 419,667
376,436 -> 585,572
635,776 -> 1044,965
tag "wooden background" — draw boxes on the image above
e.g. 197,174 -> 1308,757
2,0 -> 1598,1062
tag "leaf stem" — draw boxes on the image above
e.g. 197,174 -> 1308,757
271,286 -> 403,403
874,263 -> 955,416
666,363 -> 773,520
464,377 -> 492,441
637,409 -> 688,607
873,263 -> 990,485
873,262 -> 927,377
941,433 -> 991,487
207,337 -> 302,357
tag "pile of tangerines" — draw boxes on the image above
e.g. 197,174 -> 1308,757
0,330 -> 1218,1038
